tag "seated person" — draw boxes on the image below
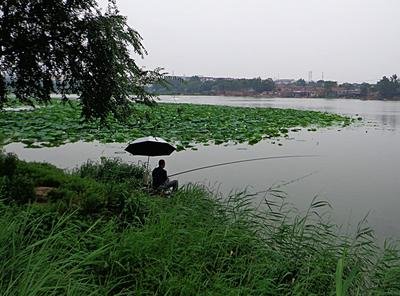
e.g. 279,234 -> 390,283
152,159 -> 178,192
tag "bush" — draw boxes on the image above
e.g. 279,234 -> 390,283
47,188 -> 74,203
78,157 -> 145,185
0,153 -> 18,178
0,176 -> 6,200
0,154 -> 68,205
16,161 -> 67,187
2,174 -> 35,205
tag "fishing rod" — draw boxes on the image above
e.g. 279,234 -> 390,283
168,155 -> 320,177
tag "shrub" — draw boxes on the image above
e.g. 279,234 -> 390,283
47,188 -> 73,203
0,176 -> 6,200
3,174 -> 35,205
0,153 -> 18,178
78,157 -> 145,184
16,161 -> 67,187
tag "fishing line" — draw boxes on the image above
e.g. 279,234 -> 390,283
271,170 -> 319,189
168,155 -> 320,177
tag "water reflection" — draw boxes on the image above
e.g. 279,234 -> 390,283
378,114 -> 397,129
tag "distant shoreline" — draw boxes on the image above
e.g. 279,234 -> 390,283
157,93 -> 400,102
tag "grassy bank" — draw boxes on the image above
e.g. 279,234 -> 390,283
0,153 -> 399,295
0,101 -> 352,149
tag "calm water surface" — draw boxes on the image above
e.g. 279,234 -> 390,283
5,96 -> 400,239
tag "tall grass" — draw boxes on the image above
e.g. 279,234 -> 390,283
0,154 -> 399,295
77,157 -> 145,184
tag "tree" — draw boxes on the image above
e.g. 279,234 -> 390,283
377,75 -> 399,99
360,83 -> 370,97
0,0 -> 163,121
323,81 -> 337,97
148,76 -> 275,95
295,79 -> 306,87
340,83 -> 353,90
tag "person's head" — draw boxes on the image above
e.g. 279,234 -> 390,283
159,159 -> 165,168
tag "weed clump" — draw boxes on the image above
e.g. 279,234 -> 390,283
78,157 -> 145,184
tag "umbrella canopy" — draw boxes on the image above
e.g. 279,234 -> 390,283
125,136 -> 176,157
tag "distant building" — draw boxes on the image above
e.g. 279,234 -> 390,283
274,79 -> 296,85
336,88 -> 362,97
197,76 -> 217,82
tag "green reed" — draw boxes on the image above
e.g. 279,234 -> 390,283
0,154 -> 399,295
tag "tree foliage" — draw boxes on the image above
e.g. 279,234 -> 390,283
323,80 -> 338,97
377,75 -> 399,99
0,0 -> 163,121
360,82 -> 370,97
295,78 -> 306,87
149,76 -> 275,95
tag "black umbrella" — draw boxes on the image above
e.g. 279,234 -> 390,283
125,136 -> 176,157
125,137 -> 176,179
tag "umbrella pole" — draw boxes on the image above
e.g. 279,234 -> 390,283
147,156 -> 150,189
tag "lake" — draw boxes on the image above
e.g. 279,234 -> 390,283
5,96 -> 400,240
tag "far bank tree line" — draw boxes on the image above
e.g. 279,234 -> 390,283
149,76 -> 275,96
149,75 -> 400,100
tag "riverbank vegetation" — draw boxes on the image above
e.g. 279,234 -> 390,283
150,74 -> 400,100
149,76 -> 275,96
0,153 -> 399,295
0,101 -> 351,149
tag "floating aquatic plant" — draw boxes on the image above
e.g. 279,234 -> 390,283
0,101 -> 352,149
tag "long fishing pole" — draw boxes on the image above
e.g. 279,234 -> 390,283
168,155 -> 320,177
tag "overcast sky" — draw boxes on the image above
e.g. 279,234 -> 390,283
99,0 -> 399,83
